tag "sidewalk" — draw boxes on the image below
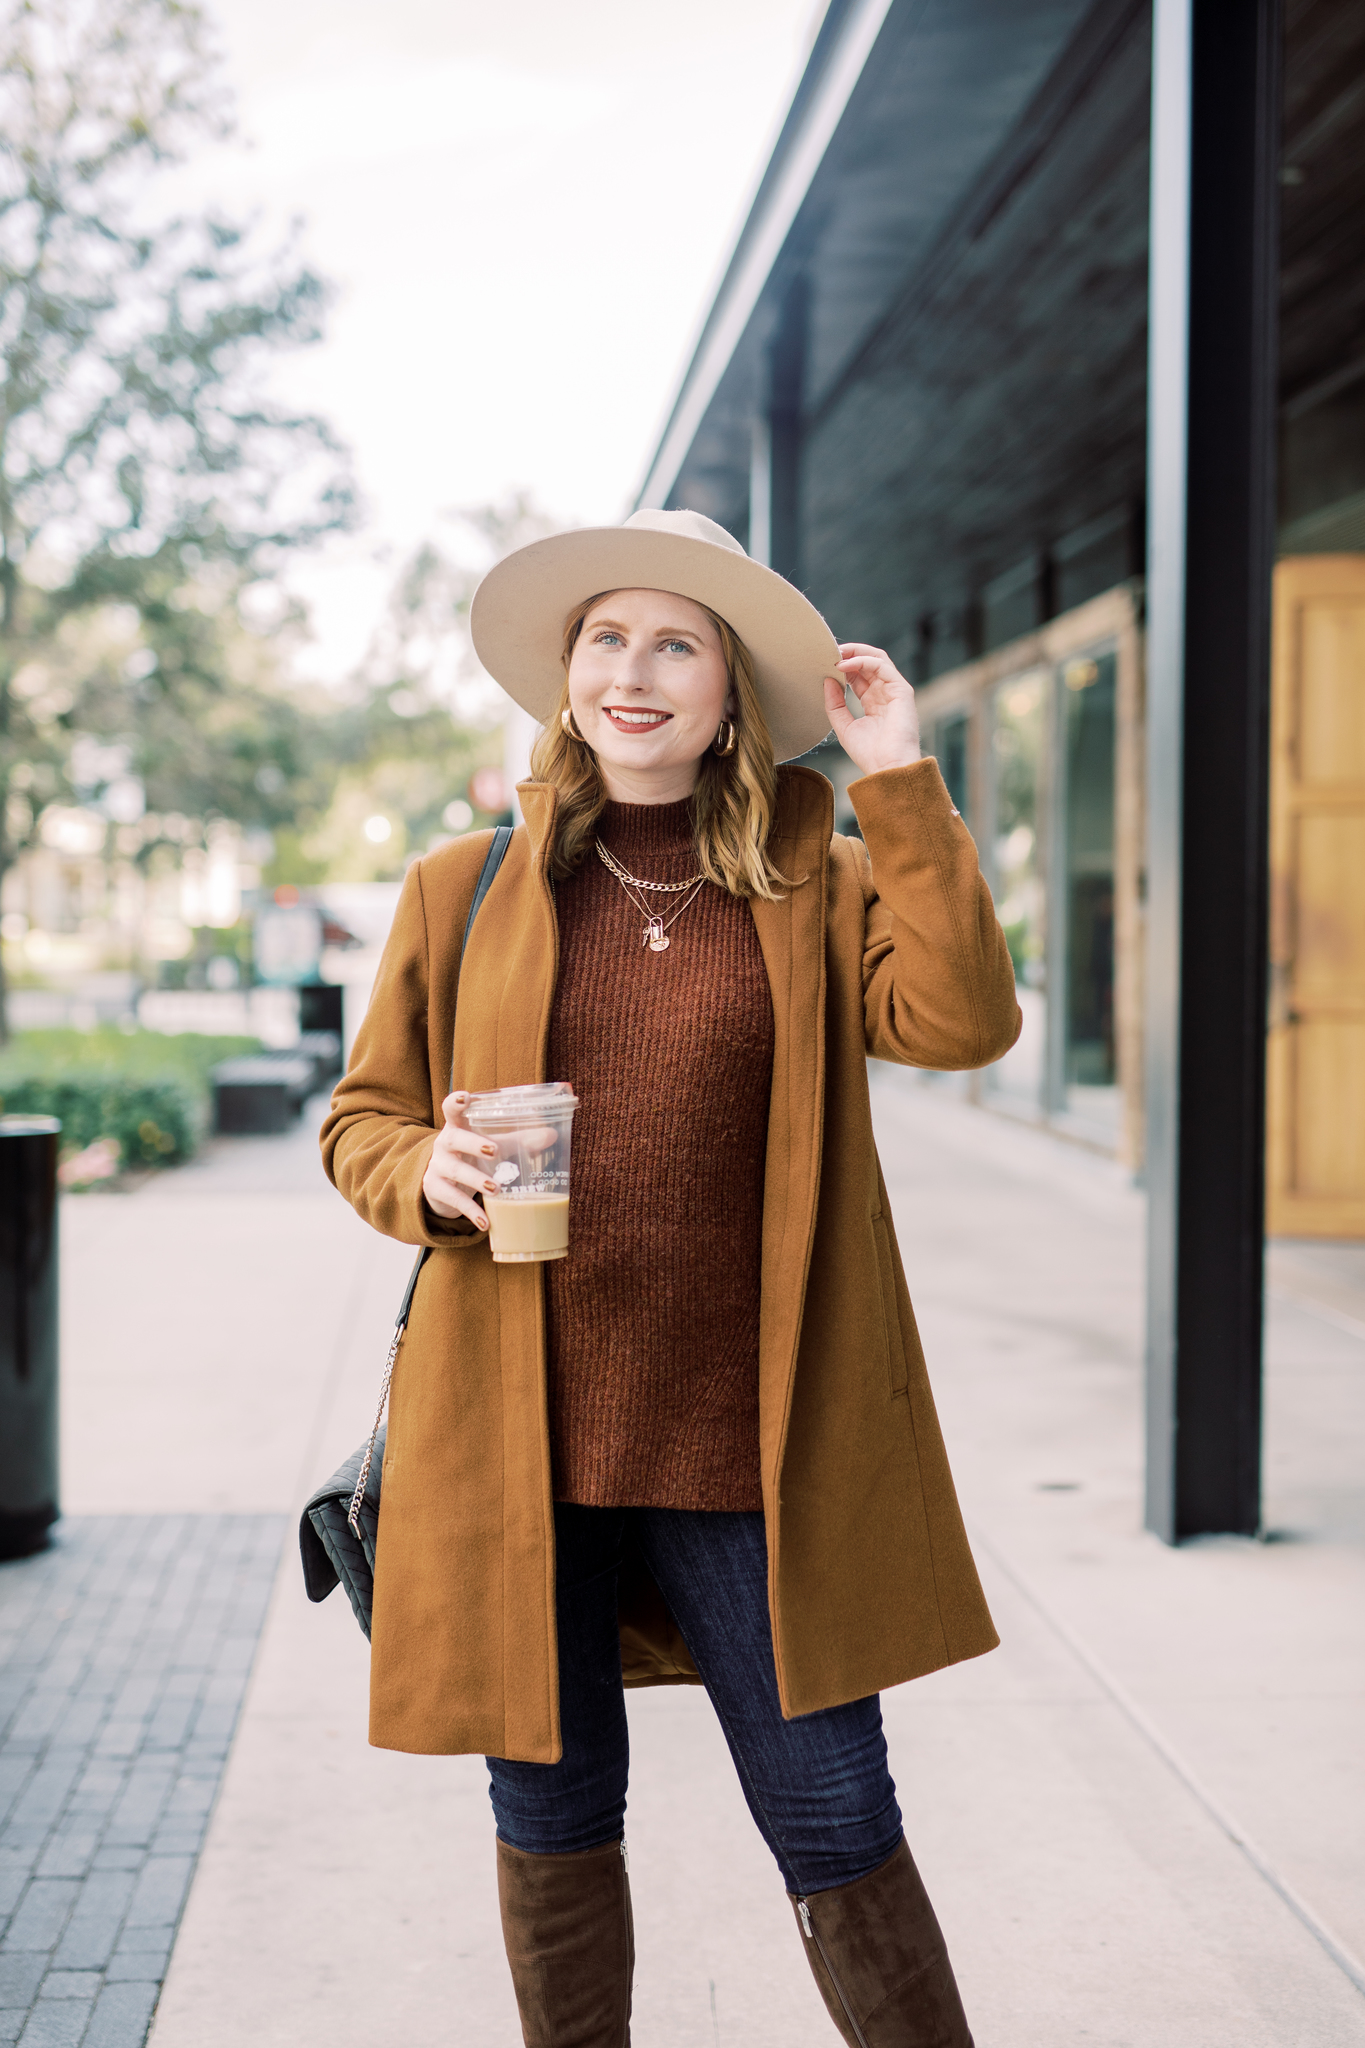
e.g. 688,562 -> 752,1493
0,1104 -> 414,2048
866,1075 -> 1365,2044
3,1076 -> 1362,2045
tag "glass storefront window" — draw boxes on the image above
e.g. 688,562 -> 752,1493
988,669 -> 1048,1102
906,594 -> 1134,1151
934,712 -> 969,817
1060,652 -> 1117,1117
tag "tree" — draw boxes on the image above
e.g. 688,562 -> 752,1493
281,495 -> 564,882
358,494 -> 562,724
0,0 -> 355,1031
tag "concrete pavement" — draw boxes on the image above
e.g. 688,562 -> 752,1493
7,1074 -> 1363,2044
868,1074 -> 1365,2043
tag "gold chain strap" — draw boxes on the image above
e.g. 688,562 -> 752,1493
347,1319 -> 404,1536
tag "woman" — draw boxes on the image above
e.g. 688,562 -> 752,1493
322,508 -> 1020,2047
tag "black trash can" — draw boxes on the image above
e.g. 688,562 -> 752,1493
298,981 -> 343,1036
0,1115 -> 61,1559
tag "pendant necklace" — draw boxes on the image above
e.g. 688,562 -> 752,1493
594,838 -> 706,953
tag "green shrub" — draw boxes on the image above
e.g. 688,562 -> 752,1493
0,1071 -> 199,1165
0,1028 -> 263,1175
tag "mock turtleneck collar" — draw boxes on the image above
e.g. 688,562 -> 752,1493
597,796 -> 696,859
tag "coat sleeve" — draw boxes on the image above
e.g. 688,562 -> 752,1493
319,860 -> 480,1249
848,757 -> 1022,1070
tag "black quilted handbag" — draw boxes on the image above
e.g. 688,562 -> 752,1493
298,825 -> 512,1640
299,1424 -> 386,1635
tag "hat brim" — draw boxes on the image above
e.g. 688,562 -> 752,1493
469,527 -> 840,763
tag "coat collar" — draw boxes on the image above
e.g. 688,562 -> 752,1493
769,763 -> 836,862
515,780 -> 557,863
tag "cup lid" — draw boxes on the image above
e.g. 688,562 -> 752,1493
464,1083 -> 578,1126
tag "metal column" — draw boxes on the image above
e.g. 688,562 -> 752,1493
749,417 -> 773,567
766,275 -> 808,588
1144,0 -> 1281,1540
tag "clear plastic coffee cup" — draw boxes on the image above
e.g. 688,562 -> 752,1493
463,1084 -> 579,1264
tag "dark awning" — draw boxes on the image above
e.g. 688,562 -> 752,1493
638,0 -> 1153,658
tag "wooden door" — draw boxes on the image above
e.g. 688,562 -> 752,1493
1266,556 -> 1365,1238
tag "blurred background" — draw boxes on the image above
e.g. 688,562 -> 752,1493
0,0 -> 819,1172
5,0 -> 1362,1232
2,3 -> 1364,2045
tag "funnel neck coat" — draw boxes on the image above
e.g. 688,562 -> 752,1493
321,758 -> 1021,1762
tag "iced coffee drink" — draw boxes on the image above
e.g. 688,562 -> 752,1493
481,1192 -> 570,1260
463,1084 -> 578,1264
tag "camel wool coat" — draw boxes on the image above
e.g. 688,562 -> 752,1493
321,757 -> 1021,1761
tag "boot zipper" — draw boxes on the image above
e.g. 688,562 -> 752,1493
619,1840 -> 633,2048
796,1897 -> 871,2048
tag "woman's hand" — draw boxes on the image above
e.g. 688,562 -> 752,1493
422,1092 -> 497,1231
823,644 -> 921,777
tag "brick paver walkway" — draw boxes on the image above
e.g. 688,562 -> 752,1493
0,1516 -> 283,2047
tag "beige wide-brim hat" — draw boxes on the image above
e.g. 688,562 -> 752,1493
469,508 -> 841,763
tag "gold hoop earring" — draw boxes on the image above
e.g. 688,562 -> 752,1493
561,706 -> 585,741
713,719 -> 737,758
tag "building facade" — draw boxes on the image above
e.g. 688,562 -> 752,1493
637,0 -> 1364,1236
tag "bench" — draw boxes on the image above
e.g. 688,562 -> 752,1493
211,1054 -> 316,1135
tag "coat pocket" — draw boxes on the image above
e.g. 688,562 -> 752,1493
872,1212 -> 910,1397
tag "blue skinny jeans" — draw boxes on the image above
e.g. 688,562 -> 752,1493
486,1503 -> 903,1894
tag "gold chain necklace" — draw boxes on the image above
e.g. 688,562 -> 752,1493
594,838 -> 706,953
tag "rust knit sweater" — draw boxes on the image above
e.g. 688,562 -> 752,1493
545,797 -> 774,1511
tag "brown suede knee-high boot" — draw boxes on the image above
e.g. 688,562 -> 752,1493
496,1836 -> 634,2048
788,1836 -> 973,2048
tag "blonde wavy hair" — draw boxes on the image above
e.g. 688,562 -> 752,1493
528,590 -> 788,900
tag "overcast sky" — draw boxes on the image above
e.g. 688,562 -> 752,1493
193,0 -> 817,682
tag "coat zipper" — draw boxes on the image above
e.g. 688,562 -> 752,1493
797,1898 -> 871,2048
